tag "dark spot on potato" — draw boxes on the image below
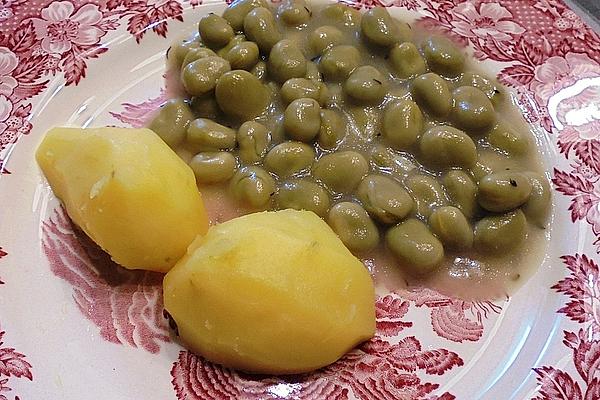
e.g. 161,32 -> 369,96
164,309 -> 179,336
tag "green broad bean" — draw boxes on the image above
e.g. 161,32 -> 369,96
264,141 -> 315,177
344,65 -> 387,105
389,42 -> 427,79
522,172 -> 552,228
189,152 -> 237,183
318,109 -> 346,149
487,122 -> 530,155
459,72 -> 505,107
309,25 -> 343,55
421,36 -> 465,77
452,86 -> 496,132
181,47 -> 217,68
169,38 -> 202,69
320,3 -> 361,27
186,118 -> 237,151
369,144 -> 417,176
230,166 -> 275,208
405,174 -> 448,217
474,209 -> 527,254
360,7 -> 406,47
278,0 -> 311,26
327,202 -> 379,253
386,218 -> 444,274
429,206 -> 473,249
356,174 -> 414,224
181,56 -> 231,96
198,14 -> 235,49
319,45 -> 361,81
268,39 -> 307,83
216,34 -> 246,58
281,78 -> 328,105
419,125 -> 477,169
237,121 -> 271,164
442,170 -> 478,219
190,95 -> 220,119
215,70 -> 270,120
148,98 -> 194,148
412,72 -> 453,118
275,179 -> 330,217
283,98 -> 321,142
382,99 -> 423,150
223,0 -> 269,31
313,151 -> 369,193
225,41 -> 259,70
243,7 -> 282,54
477,171 -> 533,212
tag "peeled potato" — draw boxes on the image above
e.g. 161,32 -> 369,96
36,127 -> 208,272
163,209 -> 375,374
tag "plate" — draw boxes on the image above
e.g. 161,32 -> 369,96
0,1 -> 599,399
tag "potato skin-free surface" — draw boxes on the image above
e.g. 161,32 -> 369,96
36,127 -> 208,272
163,209 -> 375,374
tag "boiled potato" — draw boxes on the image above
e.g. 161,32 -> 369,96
163,209 -> 375,374
36,127 -> 208,272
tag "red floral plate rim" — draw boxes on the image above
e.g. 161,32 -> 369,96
0,0 -> 599,399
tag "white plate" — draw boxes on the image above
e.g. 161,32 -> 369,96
0,1 -> 599,399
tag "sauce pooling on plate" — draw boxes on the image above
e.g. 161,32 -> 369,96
150,0 -> 552,300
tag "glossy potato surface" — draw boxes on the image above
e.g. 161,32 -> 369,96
163,209 -> 375,374
36,127 -> 208,272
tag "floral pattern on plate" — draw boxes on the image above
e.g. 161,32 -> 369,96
0,0 -> 599,399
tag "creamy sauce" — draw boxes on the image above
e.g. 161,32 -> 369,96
159,4 -> 552,301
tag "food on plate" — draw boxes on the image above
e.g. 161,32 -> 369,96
214,69 -> 270,120
275,179 -> 330,217
36,127 -> 208,272
268,39 -> 307,83
327,201 -> 380,252
34,0 -> 554,379
382,99 -> 423,150
418,125 -> 477,169
264,141 -> 315,177
244,7 -> 282,53
230,165 -> 276,208
153,0 -> 551,290
319,45 -> 361,81
522,172 -> 552,228
356,174 -> 414,224
411,72 -> 453,117
147,98 -> 195,148
312,150 -> 369,193
474,209 -> 527,254
386,218 -> 444,274
163,209 -> 375,374
428,206 -> 474,250
283,98 -> 321,141
189,151 -> 237,183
